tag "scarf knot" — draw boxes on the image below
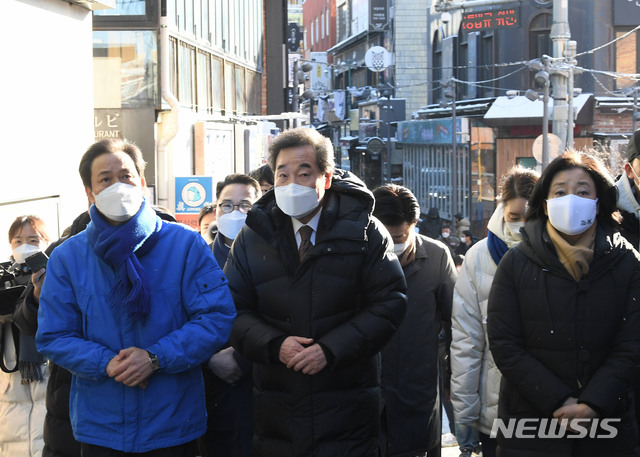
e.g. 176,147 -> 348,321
86,199 -> 161,319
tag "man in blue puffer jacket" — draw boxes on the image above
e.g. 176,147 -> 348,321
36,138 -> 236,456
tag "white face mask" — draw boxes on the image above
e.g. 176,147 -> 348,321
546,194 -> 598,236
216,211 -> 247,241
504,221 -> 525,243
275,183 -> 320,219
12,244 -> 41,264
93,182 -> 144,222
460,236 -> 466,243
393,242 -> 408,255
441,232 -> 450,238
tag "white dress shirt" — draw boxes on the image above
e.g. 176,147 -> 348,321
291,208 -> 322,248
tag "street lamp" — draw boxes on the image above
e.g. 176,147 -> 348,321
292,60 -> 313,115
378,93 -> 394,184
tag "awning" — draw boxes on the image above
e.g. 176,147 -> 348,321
483,93 -> 594,126
328,30 -> 368,55
339,135 -> 360,146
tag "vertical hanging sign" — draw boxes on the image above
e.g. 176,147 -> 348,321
369,0 -> 389,31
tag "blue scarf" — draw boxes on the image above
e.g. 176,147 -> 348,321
86,199 -> 162,319
487,230 -> 508,266
212,233 -> 231,270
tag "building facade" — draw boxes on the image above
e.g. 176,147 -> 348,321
1,0 -> 113,259
395,0 -> 640,235
92,0 -> 284,219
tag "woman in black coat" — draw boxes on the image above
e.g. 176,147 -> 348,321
487,151 -> 640,457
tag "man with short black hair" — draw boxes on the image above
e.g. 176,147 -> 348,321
455,230 -> 475,256
438,223 -> 461,256
224,127 -> 407,456
372,184 -> 456,457
36,138 -> 236,456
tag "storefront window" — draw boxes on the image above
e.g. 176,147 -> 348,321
93,30 -> 158,108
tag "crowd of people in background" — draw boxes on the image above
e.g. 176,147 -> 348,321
2,128 -> 640,457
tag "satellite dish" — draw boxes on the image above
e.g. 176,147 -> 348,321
532,133 -> 565,163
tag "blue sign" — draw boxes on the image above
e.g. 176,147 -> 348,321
175,176 -> 213,214
396,119 -> 461,145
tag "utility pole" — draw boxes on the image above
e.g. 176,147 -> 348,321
541,79 -> 550,168
550,0 -> 570,147
565,40 -> 578,150
451,80 -> 457,217
634,87 -> 639,134
442,79 -> 458,217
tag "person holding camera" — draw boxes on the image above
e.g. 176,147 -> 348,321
1,215 -> 52,457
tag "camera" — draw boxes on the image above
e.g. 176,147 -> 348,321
0,262 -> 29,318
0,261 -> 31,284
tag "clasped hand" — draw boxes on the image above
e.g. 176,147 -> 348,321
552,396 -> 597,433
208,347 -> 243,384
106,347 -> 153,389
279,336 -> 327,375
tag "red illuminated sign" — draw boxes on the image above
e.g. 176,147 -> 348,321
461,8 -> 520,32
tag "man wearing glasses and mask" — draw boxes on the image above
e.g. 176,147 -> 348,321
200,173 -> 261,457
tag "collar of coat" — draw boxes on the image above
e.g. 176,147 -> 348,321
246,168 -> 374,245
616,174 -> 640,216
401,234 -> 434,278
517,218 -> 629,280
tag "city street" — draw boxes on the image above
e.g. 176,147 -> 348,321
4,1 -> 640,456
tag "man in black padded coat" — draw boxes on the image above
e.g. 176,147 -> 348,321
224,127 -> 407,457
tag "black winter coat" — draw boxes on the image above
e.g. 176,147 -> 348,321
380,235 -> 456,457
225,170 -> 407,457
487,219 -> 640,457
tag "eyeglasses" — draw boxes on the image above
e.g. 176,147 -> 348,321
217,201 -> 253,214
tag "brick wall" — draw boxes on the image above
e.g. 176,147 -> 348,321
591,111 -> 634,134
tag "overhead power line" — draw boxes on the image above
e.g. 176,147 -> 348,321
575,24 -> 640,58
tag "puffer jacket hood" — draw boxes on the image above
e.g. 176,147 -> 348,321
250,168 -> 373,220
616,174 -> 640,250
518,218 -> 625,280
246,169 -> 375,274
616,174 -> 640,216
486,203 -> 522,249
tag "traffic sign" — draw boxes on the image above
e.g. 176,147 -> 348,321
532,133 -> 565,164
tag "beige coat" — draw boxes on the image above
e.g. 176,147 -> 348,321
0,323 -> 47,457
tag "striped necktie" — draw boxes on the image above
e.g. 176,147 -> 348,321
298,225 -> 313,263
